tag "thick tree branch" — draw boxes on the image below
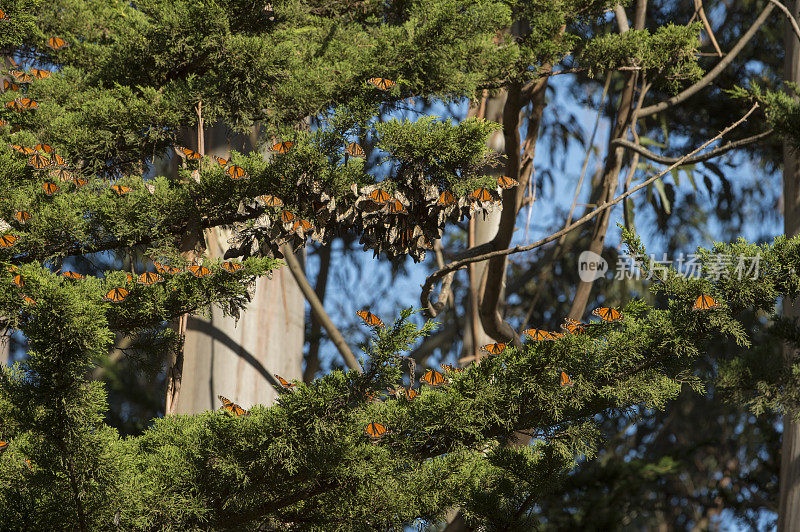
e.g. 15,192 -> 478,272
303,243 -> 333,382
612,129 -> 774,165
282,244 -> 362,373
421,103 -> 759,315
637,3 -> 775,117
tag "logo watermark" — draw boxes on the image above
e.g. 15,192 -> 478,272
576,252 -> 762,281
578,250 -> 609,283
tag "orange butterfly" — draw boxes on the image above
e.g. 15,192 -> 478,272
345,142 -> 364,157
104,287 -> 129,302
592,307 -> 621,321
176,147 -> 201,160
226,165 -> 248,180
72,177 -> 88,188
364,422 -> 388,440
368,189 -> 391,204
22,296 -> 35,305
550,332 -> 565,339
9,145 -> 35,155
692,295 -> 720,311
138,272 -> 163,285
497,175 -> 519,189
0,234 -> 19,248
111,185 -> 132,196
469,187 -> 494,202
0,8 -> 7,21
259,194 -> 283,207
367,77 -> 396,90
440,363 -> 464,373
126,273 -> 134,282
271,141 -> 294,154
218,395 -> 248,416
275,374 -> 296,389
523,329 -> 552,341
403,388 -> 418,401
34,144 -> 54,153
3,80 -> 19,91
437,190 -> 456,207
50,153 -> 66,166
419,368 -> 447,386
19,98 -> 38,110
561,318 -> 586,334
9,70 -> 32,84
62,271 -> 84,280
49,168 -> 73,182
27,154 -> 50,169
0,441 -> 7,452
41,182 -> 60,196
560,371 -> 573,387
46,36 -> 69,50
356,310 -> 384,327
481,343 -> 506,355
387,199 -> 407,215
188,264 -> 211,278
13,210 -> 31,224
212,155 -> 228,167
30,68 -> 51,79
12,274 -> 22,288
292,219 -> 313,234
281,210 -> 298,224
221,261 -> 243,272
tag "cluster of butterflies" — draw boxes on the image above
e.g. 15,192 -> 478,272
4,258 -> 246,306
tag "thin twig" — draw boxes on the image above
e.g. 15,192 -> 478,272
421,103 -> 759,315
770,0 -> 800,43
282,244 -> 362,373
612,129 -> 773,165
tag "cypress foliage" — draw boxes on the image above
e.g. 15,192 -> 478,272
0,0 -> 787,529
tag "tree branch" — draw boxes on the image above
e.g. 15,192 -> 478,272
611,129 -> 774,165
420,103 -> 760,315
282,244 -> 362,373
771,0 -> 800,43
637,3 -> 775,117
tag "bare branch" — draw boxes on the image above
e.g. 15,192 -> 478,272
282,245 -> 362,373
770,0 -> 800,43
637,4 -> 775,117
612,129 -> 774,165
420,103 -> 760,314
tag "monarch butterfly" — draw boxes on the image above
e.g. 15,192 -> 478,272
275,374 -> 296,389
35,144 -> 54,153
345,142 -> 364,157
218,395 -> 248,417
497,175 -> 519,189
111,185 -> 132,196
368,189 -> 391,205
138,272 -> 163,285
259,194 -> 283,207
49,168 -> 73,182
12,274 -> 22,288
72,177 -> 87,188
356,310 -> 384,327
550,332 -> 565,339
9,70 -> 32,84
692,295 -> 720,311
403,388 -> 418,401
188,264 -> 211,278
62,271 -> 84,280
592,307 -> 622,321
226,165 -> 248,180
437,190 -> 456,207
291,219 -> 313,234
212,155 -> 228,167
367,77 -> 396,90
19,98 -> 38,110
481,343 -> 506,355
13,210 -> 31,224
3,80 -> 19,91
46,36 -> 69,50
27,154 -> 50,169
561,318 -> 586,334
419,368 -> 447,386
30,68 -> 51,79
22,296 -> 35,305
560,371 -> 574,387
176,147 -> 201,160
9,145 -> 35,155
0,8 -> 7,21
0,234 -> 18,248
104,287 -> 129,302
221,261 -> 243,272
523,329 -> 552,341
271,141 -> 294,154
469,187 -> 494,202
387,199 -> 407,215
50,153 -> 66,166
440,363 -> 464,373
281,210 -> 298,224
154,262 -> 173,275
126,273 -> 134,282
41,182 -> 60,196
364,422 -> 388,440
0,441 -> 6,452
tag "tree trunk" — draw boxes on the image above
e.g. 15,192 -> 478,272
779,3 -> 800,530
174,125 -> 305,413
